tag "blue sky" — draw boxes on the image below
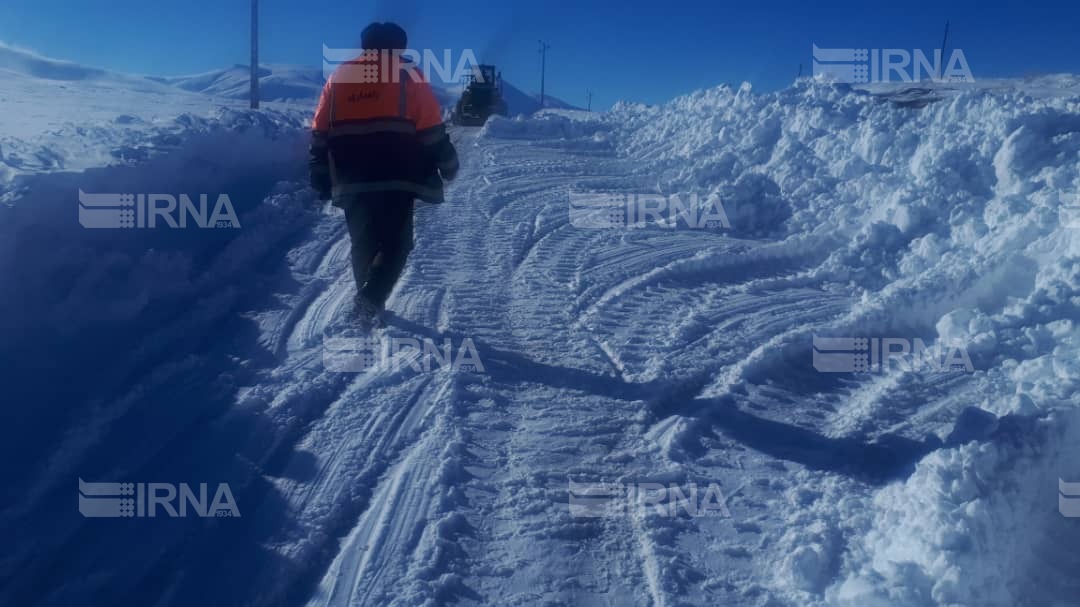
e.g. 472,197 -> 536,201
2,0 -> 1079,109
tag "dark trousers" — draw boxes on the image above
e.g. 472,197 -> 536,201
343,193 -> 415,307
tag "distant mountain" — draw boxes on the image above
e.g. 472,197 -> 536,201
484,78 -> 581,114
0,42 -> 178,95
147,65 -> 325,103
154,63 -> 581,114
0,43 -> 579,115
0,42 -> 109,81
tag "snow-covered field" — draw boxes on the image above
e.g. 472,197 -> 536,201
2,45 -> 1079,607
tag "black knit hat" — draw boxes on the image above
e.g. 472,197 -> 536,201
361,22 -> 408,51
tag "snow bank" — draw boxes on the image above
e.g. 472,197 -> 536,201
626,82 -> 1080,605
0,104 -> 317,526
0,81 -> 346,603
483,79 -> 1079,605
481,111 -> 613,142
830,405 -> 1080,606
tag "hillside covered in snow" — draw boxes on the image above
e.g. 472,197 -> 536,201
0,44 -> 576,184
152,62 -> 580,113
2,41 -> 1079,607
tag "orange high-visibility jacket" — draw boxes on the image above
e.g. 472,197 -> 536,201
309,52 -> 458,204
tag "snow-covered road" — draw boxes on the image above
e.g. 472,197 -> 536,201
136,124 -> 891,606
199,123 -> 982,605
4,67 -> 1079,606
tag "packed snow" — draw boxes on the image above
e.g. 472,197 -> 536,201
2,44 -> 1079,607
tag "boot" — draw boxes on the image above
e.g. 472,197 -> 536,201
353,294 -> 385,331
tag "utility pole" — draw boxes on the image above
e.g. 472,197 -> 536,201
250,0 -> 260,109
538,40 -> 550,108
938,20 -> 950,82
586,89 -> 593,112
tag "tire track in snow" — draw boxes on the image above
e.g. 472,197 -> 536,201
283,129 -> 495,605
266,120 -> 922,606
438,132 -> 666,604
446,125 -> 889,604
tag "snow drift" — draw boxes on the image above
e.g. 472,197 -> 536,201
0,103 -> 326,606
532,80 -> 1080,605
474,78 -> 1078,605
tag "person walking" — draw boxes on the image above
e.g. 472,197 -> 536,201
310,22 -> 459,327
